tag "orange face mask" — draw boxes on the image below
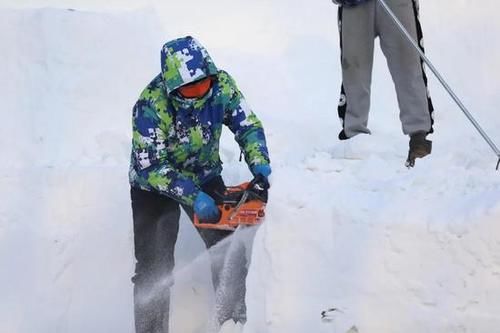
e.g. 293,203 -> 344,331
177,77 -> 213,99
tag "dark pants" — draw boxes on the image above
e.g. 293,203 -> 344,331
131,176 -> 234,333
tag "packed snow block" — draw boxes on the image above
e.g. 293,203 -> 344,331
244,156 -> 500,333
0,7 -> 164,333
0,7 -> 165,168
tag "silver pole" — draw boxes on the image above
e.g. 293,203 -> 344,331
377,0 -> 500,169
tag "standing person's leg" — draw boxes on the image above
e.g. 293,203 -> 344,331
337,1 -> 377,139
184,203 -> 232,282
131,187 -> 180,333
376,0 -> 434,136
183,204 -> 238,324
183,175 -> 246,324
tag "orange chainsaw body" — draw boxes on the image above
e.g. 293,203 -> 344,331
194,182 -> 267,231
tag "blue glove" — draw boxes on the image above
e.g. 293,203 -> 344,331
251,164 -> 272,179
193,191 -> 220,221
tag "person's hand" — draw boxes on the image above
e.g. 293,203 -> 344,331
248,172 -> 271,203
250,164 -> 271,179
193,192 -> 220,222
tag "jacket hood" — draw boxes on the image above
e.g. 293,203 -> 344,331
160,36 -> 219,95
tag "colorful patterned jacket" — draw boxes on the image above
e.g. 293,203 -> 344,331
129,37 -> 270,206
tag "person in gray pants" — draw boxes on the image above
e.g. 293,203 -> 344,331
333,0 -> 434,167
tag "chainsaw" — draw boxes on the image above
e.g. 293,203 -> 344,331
194,174 -> 269,231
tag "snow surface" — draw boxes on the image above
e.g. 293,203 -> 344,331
1,1 -> 500,332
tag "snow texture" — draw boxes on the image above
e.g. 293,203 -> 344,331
1,1 -> 500,332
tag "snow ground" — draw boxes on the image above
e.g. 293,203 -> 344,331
1,1 -> 500,332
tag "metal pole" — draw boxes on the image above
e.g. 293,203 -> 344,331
377,0 -> 500,169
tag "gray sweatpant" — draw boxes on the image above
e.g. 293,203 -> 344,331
337,0 -> 434,138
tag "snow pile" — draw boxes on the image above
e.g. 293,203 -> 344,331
0,7 -> 164,333
1,1 -> 500,333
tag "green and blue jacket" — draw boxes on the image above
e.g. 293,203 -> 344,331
129,36 -> 270,206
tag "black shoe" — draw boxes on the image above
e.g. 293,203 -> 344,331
406,132 -> 432,168
338,130 -> 349,141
